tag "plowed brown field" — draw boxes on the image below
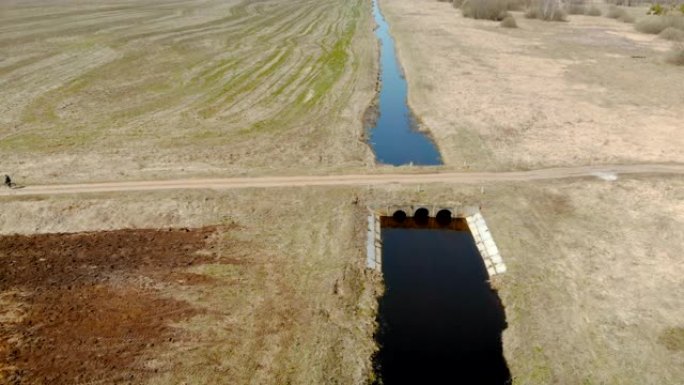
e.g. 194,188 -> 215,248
0,227 -> 224,384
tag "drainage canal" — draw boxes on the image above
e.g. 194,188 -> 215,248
373,211 -> 511,384
368,0 -> 442,166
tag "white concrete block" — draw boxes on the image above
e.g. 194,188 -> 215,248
472,232 -> 482,243
487,244 -> 500,256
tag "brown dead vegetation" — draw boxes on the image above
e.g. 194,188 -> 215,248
0,188 -> 381,385
0,226 -> 227,385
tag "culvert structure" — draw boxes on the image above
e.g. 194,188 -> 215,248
366,205 -> 506,277
369,203 -> 511,384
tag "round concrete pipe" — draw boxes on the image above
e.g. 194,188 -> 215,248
414,208 -> 429,225
393,210 -> 407,222
436,209 -> 452,226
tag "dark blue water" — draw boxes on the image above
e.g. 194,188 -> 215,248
369,0 -> 442,166
374,218 -> 510,384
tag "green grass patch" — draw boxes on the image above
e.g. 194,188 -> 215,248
0,129 -> 99,152
300,3 -> 359,108
659,326 -> 684,351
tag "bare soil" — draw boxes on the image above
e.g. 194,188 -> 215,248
0,226 -> 225,384
0,188 -> 380,385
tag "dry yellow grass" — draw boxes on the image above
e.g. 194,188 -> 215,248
501,14 -> 519,28
659,26 -> 684,40
364,176 -> 684,385
666,44 -> 684,64
635,14 -> 684,34
606,5 -> 635,23
2,175 -> 683,384
380,0 -> 684,170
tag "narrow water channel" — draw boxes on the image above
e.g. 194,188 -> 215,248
374,216 -> 511,384
369,0 -> 442,166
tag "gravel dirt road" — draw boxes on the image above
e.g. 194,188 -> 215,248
2,163 -> 682,196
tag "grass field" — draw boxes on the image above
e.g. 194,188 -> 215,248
382,0 -> 684,170
0,0 -> 377,183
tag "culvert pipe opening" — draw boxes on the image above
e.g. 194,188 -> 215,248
413,208 -> 429,225
436,209 -> 452,226
392,210 -> 407,222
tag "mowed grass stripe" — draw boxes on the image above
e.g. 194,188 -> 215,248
0,0 -> 374,158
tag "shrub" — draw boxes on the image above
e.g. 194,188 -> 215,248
606,5 -> 634,22
648,3 -> 666,16
566,3 -> 586,14
606,5 -> 626,18
605,0 -> 636,5
635,15 -> 684,34
660,26 -> 684,40
646,3 -> 684,16
501,14 -> 519,27
450,0 -> 526,10
525,0 -> 566,21
586,5 -> 602,16
565,0 -> 586,14
461,0 -> 510,20
618,12 -> 635,23
506,0 -> 529,11
665,45 -> 684,65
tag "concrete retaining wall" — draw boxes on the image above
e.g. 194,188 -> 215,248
366,213 -> 382,270
465,212 -> 506,277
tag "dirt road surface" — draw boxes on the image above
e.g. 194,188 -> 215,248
1,163 -> 682,197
